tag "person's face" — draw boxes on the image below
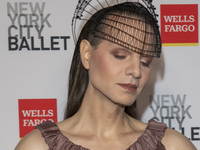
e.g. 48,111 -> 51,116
86,40 -> 153,106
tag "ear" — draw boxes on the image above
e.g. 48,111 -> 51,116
80,40 -> 92,70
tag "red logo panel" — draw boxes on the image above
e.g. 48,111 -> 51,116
18,99 -> 57,139
161,4 -> 198,46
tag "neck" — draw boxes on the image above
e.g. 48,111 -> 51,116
71,82 -> 132,138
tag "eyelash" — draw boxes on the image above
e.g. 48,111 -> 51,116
114,55 -> 126,59
141,61 -> 150,68
114,54 -> 151,68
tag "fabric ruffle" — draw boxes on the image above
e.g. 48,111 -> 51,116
36,121 -> 89,150
127,119 -> 167,150
35,119 -> 167,150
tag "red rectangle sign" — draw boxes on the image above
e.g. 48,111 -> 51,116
161,4 -> 199,46
18,99 -> 57,139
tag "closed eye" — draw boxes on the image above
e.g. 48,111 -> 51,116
111,48 -> 131,60
140,56 -> 153,68
114,55 -> 126,59
141,61 -> 150,68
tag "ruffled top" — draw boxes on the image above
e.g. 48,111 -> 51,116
35,119 -> 167,150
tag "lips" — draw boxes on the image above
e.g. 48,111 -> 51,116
118,83 -> 138,93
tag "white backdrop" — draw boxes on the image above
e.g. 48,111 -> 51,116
0,0 -> 199,149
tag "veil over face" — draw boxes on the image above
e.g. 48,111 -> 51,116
95,12 -> 157,57
65,1 -> 162,119
72,2 -> 161,58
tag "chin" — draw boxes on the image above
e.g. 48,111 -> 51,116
120,95 -> 138,106
112,98 -> 136,107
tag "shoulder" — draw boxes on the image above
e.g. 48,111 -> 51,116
162,127 -> 197,150
126,116 -> 148,132
15,129 -> 48,150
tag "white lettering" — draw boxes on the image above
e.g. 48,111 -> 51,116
22,110 -> 31,117
164,25 -> 195,32
31,110 -> 37,117
165,25 -> 170,32
163,16 -> 173,22
164,15 -> 195,23
23,119 -> 54,126
48,109 -> 53,117
182,25 -> 188,32
189,15 -> 195,22
21,109 -> 54,117
173,16 -> 179,22
23,119 -> 29,126
188,25 -> 195,32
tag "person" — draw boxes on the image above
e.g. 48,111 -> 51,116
15,1 -> 197,150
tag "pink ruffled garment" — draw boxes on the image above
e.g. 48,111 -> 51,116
35,119 -> 167,150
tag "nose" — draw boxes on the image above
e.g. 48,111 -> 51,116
125,53 -> 142,79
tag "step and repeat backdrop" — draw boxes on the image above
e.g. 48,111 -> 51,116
0,0 -> 199,149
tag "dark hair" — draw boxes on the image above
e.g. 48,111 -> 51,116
64,2 -> 160,119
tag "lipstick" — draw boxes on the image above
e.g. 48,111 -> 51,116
118,83 -> 137,93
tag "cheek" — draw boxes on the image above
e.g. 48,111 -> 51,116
88,51 -> 120,90
89,52 -> 111,82
141,68 -> 151,85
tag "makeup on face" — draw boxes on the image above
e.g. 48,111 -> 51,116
140,55 -> 153,68
109,47 -> 153,68
110,48 -> 131,60
87,40 -> 152,106
118,83 -> 138,93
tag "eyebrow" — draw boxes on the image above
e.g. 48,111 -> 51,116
110,42 -> 154,58
112,46 -> 133,53
140,54 -> 153,58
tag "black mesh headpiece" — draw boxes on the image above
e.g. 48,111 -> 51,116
72,0 -> 161,58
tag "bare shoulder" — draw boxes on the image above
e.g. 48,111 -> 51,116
162,127 -> 197,150
126,115 -> 148,131
15,129 -> 48,150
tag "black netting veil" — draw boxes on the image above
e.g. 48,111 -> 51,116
72,0 -> 161,58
